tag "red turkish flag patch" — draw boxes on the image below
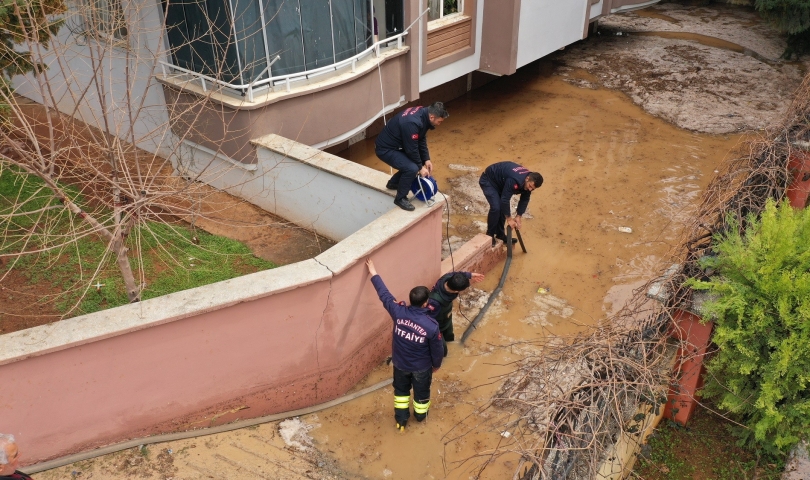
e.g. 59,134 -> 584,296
411,134 -> 419,140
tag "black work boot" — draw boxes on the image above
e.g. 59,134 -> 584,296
394,197 -> 415,211
386,181 -> 398,190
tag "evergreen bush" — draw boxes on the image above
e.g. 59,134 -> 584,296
689,199 -> 810,457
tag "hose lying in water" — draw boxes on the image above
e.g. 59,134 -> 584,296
22,378 -> 391,474
460,226 -> 525,344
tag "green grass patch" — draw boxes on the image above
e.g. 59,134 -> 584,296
1,164 -> 275,317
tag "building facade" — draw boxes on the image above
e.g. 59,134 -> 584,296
14,0 -> 659,173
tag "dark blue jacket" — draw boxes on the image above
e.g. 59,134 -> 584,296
481,161 -> 532,217
427,271 -> 472,324
374,106 -> 433,167
371,275 -> 443,372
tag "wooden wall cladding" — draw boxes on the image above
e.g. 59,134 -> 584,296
426,17 -> 472,62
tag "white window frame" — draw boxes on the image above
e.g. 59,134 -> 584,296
428,0 -> 464,23
84,0 -> 128,45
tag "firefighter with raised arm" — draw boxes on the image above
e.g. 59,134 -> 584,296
366,259 -> 443,431
375,102 -> 449,211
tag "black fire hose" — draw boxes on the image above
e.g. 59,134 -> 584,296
460,225 -> 525,344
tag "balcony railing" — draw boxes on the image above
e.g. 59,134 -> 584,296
158,32 -> 409,103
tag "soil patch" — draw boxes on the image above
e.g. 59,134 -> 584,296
634,406 -> 783,479
0,263 -> 63,334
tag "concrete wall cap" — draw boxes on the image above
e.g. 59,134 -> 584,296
0,259 -> 331,365
252,134 -> 393,195
315,199 -> 446,275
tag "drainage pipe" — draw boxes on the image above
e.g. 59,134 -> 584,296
460,226 -> 519,344
22,378 -> 391,475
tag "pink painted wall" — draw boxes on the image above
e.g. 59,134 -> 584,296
1,207 -> 443,464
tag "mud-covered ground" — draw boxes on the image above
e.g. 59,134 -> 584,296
557,2 -> 806,133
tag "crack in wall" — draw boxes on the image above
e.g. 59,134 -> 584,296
312,258 -> 335,400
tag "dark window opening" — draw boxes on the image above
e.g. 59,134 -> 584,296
163,0 -> 400,86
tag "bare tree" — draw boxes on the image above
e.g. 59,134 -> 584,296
0,0 -> 293,314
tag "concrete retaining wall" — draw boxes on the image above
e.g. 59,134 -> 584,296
0,142 -> 444,464
177,134 -> 396,241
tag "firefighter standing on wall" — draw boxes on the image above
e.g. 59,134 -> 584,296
427,271 -> 484,357
479,161 -> 544,245
366,259 -> 443,431
375,102 -> 449,211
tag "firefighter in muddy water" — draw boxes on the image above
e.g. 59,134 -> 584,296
366,259 -> 443,431
428,271 -> 484,357
375,102 -> 449,211
479,161 -> 544,245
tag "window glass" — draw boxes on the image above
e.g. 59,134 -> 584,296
300,0 -> 334,70
205,0 -> 240,82
354,0 -> 371,52
232,0 -> 267,83
331,0 -> 356,62
164,0 -> 213,73
428,0 -> 460,21
164,0 -> 240,82
383,0 -> 402,36
262,0 -> 305,77
88,0 -> 128,41
165,0 -> 398,83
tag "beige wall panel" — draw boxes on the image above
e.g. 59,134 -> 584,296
479,0 -> 521,75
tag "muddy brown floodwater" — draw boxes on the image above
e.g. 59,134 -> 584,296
40,58 -> 741,480
316,62 -> 741,479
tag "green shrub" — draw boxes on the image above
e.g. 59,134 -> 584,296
688,199 -> 810,456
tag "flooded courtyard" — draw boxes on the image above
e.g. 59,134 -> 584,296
34,2 -> 804,479
322,63 -> 740,479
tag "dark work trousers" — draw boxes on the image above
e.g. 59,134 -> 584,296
377,148 -> 419,201
392,366 -> 433,426
439,313 -> 454,357
479,177 -> 506,239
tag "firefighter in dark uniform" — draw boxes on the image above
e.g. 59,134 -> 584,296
479,161 -> 544,244
366,259 -> 443,431
427,271 -> 484,356
375,102 -> 449,211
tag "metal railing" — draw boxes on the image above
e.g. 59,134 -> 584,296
158,31 -> 408,103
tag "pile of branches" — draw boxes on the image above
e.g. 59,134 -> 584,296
467,75 -> 810,480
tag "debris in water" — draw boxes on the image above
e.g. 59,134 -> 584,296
618,226 -> 633,233
279,417 -> 315,451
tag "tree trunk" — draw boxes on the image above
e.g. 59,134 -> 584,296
112,233 -> 140,302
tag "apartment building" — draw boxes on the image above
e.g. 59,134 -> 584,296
14,0 -> 659,171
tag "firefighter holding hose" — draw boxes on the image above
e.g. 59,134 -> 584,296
479,161 -> 544,245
